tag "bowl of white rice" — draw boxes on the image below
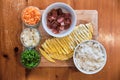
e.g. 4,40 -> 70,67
73,40 -> 107,74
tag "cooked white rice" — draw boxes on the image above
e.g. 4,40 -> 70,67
75,41 -> 105,72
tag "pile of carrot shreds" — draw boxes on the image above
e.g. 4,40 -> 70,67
22,6 -> 41,25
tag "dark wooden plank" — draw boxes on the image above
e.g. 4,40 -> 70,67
0,0 -> 26,80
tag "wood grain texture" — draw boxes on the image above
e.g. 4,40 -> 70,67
0,0 -> 120,80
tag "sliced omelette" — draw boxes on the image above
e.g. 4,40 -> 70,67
39,23 -> 94,62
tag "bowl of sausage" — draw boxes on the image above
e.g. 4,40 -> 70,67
42,2 -> 76,37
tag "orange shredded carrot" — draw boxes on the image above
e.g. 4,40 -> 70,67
22,6 -> 41,25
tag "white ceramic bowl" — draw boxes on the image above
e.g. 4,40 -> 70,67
73,40 -> 107,74
42,2 -> 76,37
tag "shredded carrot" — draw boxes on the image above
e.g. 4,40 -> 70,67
22,6 -> 41,25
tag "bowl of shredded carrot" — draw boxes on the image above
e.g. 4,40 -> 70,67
21,6 -> 41,27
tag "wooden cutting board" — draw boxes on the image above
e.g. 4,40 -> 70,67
24,10 -> 98,67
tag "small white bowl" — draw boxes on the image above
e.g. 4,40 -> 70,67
73,40 -> 107,74
42,2 -> 76,37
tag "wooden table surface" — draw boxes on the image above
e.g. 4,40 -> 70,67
0,0 -> 120,80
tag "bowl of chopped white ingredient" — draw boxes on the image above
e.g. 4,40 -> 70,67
20,28 -> 41,48
73,40 -> 107,74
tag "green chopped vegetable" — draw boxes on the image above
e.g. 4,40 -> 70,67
21,49 -> 40,69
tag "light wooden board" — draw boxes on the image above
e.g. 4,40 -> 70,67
22,10 -> 98,67
35,10 -> 98,67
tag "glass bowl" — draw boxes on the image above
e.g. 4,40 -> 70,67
20,28 -> 41,48
20,48 -> 41,69
21,6 -> 41,28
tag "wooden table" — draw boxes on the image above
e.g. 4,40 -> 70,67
0,0 -> 120,80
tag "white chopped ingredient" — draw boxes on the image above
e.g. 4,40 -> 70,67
75,41 -> 105,72
21,28 -> 40,47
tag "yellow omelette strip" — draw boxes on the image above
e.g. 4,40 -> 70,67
62,37 -> 73,51
55,39 -> 68,54
52,39 -> 63,54
58,51 -> 73,60
86,23 -> 94,34
54,38 -> 66,54
72,31 -> 81,43
61,38 -> 72,54
49,39 -> 61,54
43,41 -> 55,53
77,32 -> 86,40
41,44 -> 51,54
54,38 -> 67,54
50,51 -> 73,60
82,24 -> 92,39
68,35 -> 76,46
69,26 -> 83,45
39,48 -> 55,62
74,30 -> 84,42
80,24 -> 91,39
58,38 -> 70,54
65,37 -> 75,50
47,39 -> 61,57
66,36 -> 76,47
78,27 -> 89,40
73,29 -> 84,42
45,39 -> 56,53
70,33 -> 79,44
